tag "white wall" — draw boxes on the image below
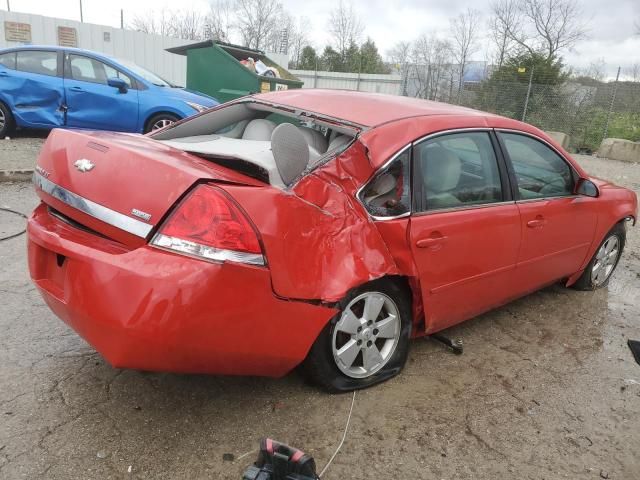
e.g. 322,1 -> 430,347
0,10 -> 188,86
290,70 -> 402,95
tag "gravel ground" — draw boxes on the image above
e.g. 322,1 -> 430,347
0,152 -> 639,479
0,132 -> 47,172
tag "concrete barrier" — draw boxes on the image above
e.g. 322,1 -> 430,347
545,131 -> 570,150
597,138 -> 640,163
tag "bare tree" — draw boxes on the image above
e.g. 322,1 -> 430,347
130,9 -> 205,40
387,41 -> 411,68
450,8 -> 481,101
410,36 -> 453,101
491,0 -> 587,61
130,9 -> 176,37
327,0 -> 364,61
206,0 -> 233,41
489,0 -> 521,70
235,0 -> 282,50
625,63 -> 640,83
175,10 -> 205,40
288,17 -> 311,67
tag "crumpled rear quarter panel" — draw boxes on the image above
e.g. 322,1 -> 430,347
226,141 -> 401,302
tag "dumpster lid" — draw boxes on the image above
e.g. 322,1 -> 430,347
166,40 -> 265,58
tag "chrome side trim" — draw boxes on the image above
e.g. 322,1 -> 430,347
412,127 -> 492,146
33,172 -> 153,238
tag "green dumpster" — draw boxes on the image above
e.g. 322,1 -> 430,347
166,40 -> 303,103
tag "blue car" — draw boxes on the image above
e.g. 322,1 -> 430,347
0,45 -> 219,136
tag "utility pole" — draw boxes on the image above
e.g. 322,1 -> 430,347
522,66 -> 534,122
6,0 -> 10,12
603,66 -> 621,142
79,0 -> 83,22
120,9 -> 124,29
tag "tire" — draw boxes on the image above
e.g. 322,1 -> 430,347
303,278 -> 412,392
0,102 -> 15,138
144,113 -> 179,133
572,222 -> 626,291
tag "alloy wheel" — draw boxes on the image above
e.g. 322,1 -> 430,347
0,108 -> 5,131
591,235 -> 620,286
151,118 -> 175,130
332,292 -> 401,379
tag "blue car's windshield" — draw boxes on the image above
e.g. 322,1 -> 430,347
114,58 -> 173,87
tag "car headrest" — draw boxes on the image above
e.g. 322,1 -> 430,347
271,123 -> 309,186
420,146 -> 461,193
298,127 -> 328,153
242,119 -> 277,140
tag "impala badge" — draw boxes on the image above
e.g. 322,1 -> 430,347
131,208 -> 152,222
74,158 -> 95,172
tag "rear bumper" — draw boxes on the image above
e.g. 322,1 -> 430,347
27,203 -> 336,377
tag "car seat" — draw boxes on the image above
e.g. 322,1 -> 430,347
242,119 -> 277,140
271,123 -> 309,186
420,146 -> 462,209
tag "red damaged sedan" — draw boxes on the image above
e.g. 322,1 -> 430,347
28,90 -> 637,391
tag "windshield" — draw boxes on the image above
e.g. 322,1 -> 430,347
114,58 -> 173,87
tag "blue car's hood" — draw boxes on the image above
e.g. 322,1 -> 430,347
159,87 -> 219,107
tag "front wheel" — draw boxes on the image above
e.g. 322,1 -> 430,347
303,279 -> 412,392
145,113 -> 179,133
572,222 -> 626,290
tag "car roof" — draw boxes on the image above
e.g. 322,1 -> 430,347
254,89 -> 495,128
0,45 -> 115,63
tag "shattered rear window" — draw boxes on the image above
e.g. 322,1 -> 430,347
360,149 -> 411,218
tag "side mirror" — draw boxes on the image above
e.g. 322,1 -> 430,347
107,77 -> 128,93
575,178 -> 599,198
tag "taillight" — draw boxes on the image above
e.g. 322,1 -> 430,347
151,184 -> 264,266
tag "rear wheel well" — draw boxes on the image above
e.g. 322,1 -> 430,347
351,275 -> 424,335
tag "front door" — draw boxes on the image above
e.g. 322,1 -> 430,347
64,53 -> 138,132
497,131 -> 598,293
409,131 -> 521,332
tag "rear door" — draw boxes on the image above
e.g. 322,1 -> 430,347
64,53 -> 139,132
6,49 -> 65,128
497,131 -> 597,292
408,130 -> 521,332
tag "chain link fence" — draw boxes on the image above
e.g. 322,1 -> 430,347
454,70 -> 640,153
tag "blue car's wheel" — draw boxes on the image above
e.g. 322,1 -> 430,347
0,102 -> 14,138
145,113 -> 179,133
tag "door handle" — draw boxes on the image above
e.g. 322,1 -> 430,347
70,86 -> 83,91
416,235 -> 448,248
527,216 -> 547,228
0,71 -> 8,76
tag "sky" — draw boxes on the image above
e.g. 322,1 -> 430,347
4,0 -> 640,79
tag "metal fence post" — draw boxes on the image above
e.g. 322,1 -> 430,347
522,66 -> 534,122
313,59 -> 318,88
602,66 -> 621,142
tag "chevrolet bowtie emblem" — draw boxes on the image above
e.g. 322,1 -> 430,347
74,158 -> 95,172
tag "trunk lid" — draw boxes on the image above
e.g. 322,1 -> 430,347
34,129 -> 263,247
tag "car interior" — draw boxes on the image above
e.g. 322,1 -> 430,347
152,102 -> 356,188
